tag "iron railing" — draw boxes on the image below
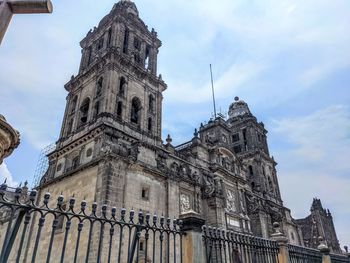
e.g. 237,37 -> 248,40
330,253 -> 350,263
288,244 -> 322,263
202,226 -> 279,263
0,184 -> 184,263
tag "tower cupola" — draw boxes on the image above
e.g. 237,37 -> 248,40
228,96 -> 252,119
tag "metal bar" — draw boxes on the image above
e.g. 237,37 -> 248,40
85,220 -> 94,263
45,218 -> 58,263
145,230 -> 149,263
107,226 -> 114,263
60,220 -> 71,263
16,212 -> 31,263
73,222 -> 83,263
97,222 -> 104,263
160,232 -> 164,263
0,206 -> 15,261
173,233 -> 176,263
128,225 -> 142,263
117,226 -> 124,263
1,208 -> 25,262
31,217 -> 45,263
152,230 -> 156,263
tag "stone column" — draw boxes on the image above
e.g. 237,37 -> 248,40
271,222 -> 290,263
180,211 -> 205,263
318,237 -> 332,263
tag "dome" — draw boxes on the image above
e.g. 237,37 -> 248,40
113,0 -> 139,17
228,96 -> 252,119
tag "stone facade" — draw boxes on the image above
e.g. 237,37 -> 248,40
296,198 -> 342,253
18,0 -> 341,260
0,114 -> 20,164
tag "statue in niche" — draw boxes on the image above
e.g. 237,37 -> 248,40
226,189 -> 237,213
180,194 -> 191,214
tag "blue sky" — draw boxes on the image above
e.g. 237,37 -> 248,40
0,0 -> 349,248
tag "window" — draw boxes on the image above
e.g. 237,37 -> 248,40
268,177 -> 273,193
79,98 -> 90,125
130,97 -> 141,124
117,101 -> 123,118
232,133 -> 240,142
86,148 -> 93,157
249,165 -> 254,175
147,118 -> 152,132
93,102 -> 100,119
56,163 -> 62,172
87,46 -> 92,66
96,77 -> 103,97
72,156 -> 80,170
119,77 -> 126,96
233,145 -> 241,154
251,182 -> 255,189
145,46 -> 150,69
134,37 -> 141,51
243,129 -> 247,141
107,28 -> 112,46
97,38 -> 104,50
291,232 -> 295,240
123,28 -> 129,54
141,187 -> 149,200
148,94 -> 154,112
66,119 -> 73,135
70,96 -> 78,113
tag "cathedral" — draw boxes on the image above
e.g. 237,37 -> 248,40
37,0 -> 341,254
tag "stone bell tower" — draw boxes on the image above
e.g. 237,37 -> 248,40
40,0 -> 167,209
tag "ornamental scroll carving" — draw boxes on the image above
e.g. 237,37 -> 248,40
180,194 -> 191,214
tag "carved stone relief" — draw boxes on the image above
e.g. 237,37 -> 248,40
180,194 -> 191,214
226,189 -> 237,213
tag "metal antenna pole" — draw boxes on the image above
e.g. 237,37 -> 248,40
210,64 -> 217,119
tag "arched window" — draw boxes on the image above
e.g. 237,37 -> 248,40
130,97 -> 141,124
123,27 -> 129,54
117,101 -> 123,118
148,117 -> 152,132
93,101 -> 100,119
96,77 -> 103,97
148,94 -> 154,112
119,77 -> 127,96
70,96 -> 78,113
107,28 -> 112,46
79,98 -> 90,125
72,156 -> 80,169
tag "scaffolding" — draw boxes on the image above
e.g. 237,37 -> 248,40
33,143 -> 56,187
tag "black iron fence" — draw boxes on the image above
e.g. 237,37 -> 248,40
330,253 -> 350,263
0,184 -> 184,263
202,226 -> 279,263
0,183 -> 349,263
288,244 -> 322,263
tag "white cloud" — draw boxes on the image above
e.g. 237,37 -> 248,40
0,162 -> 18,187
270,105 -> 350,247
